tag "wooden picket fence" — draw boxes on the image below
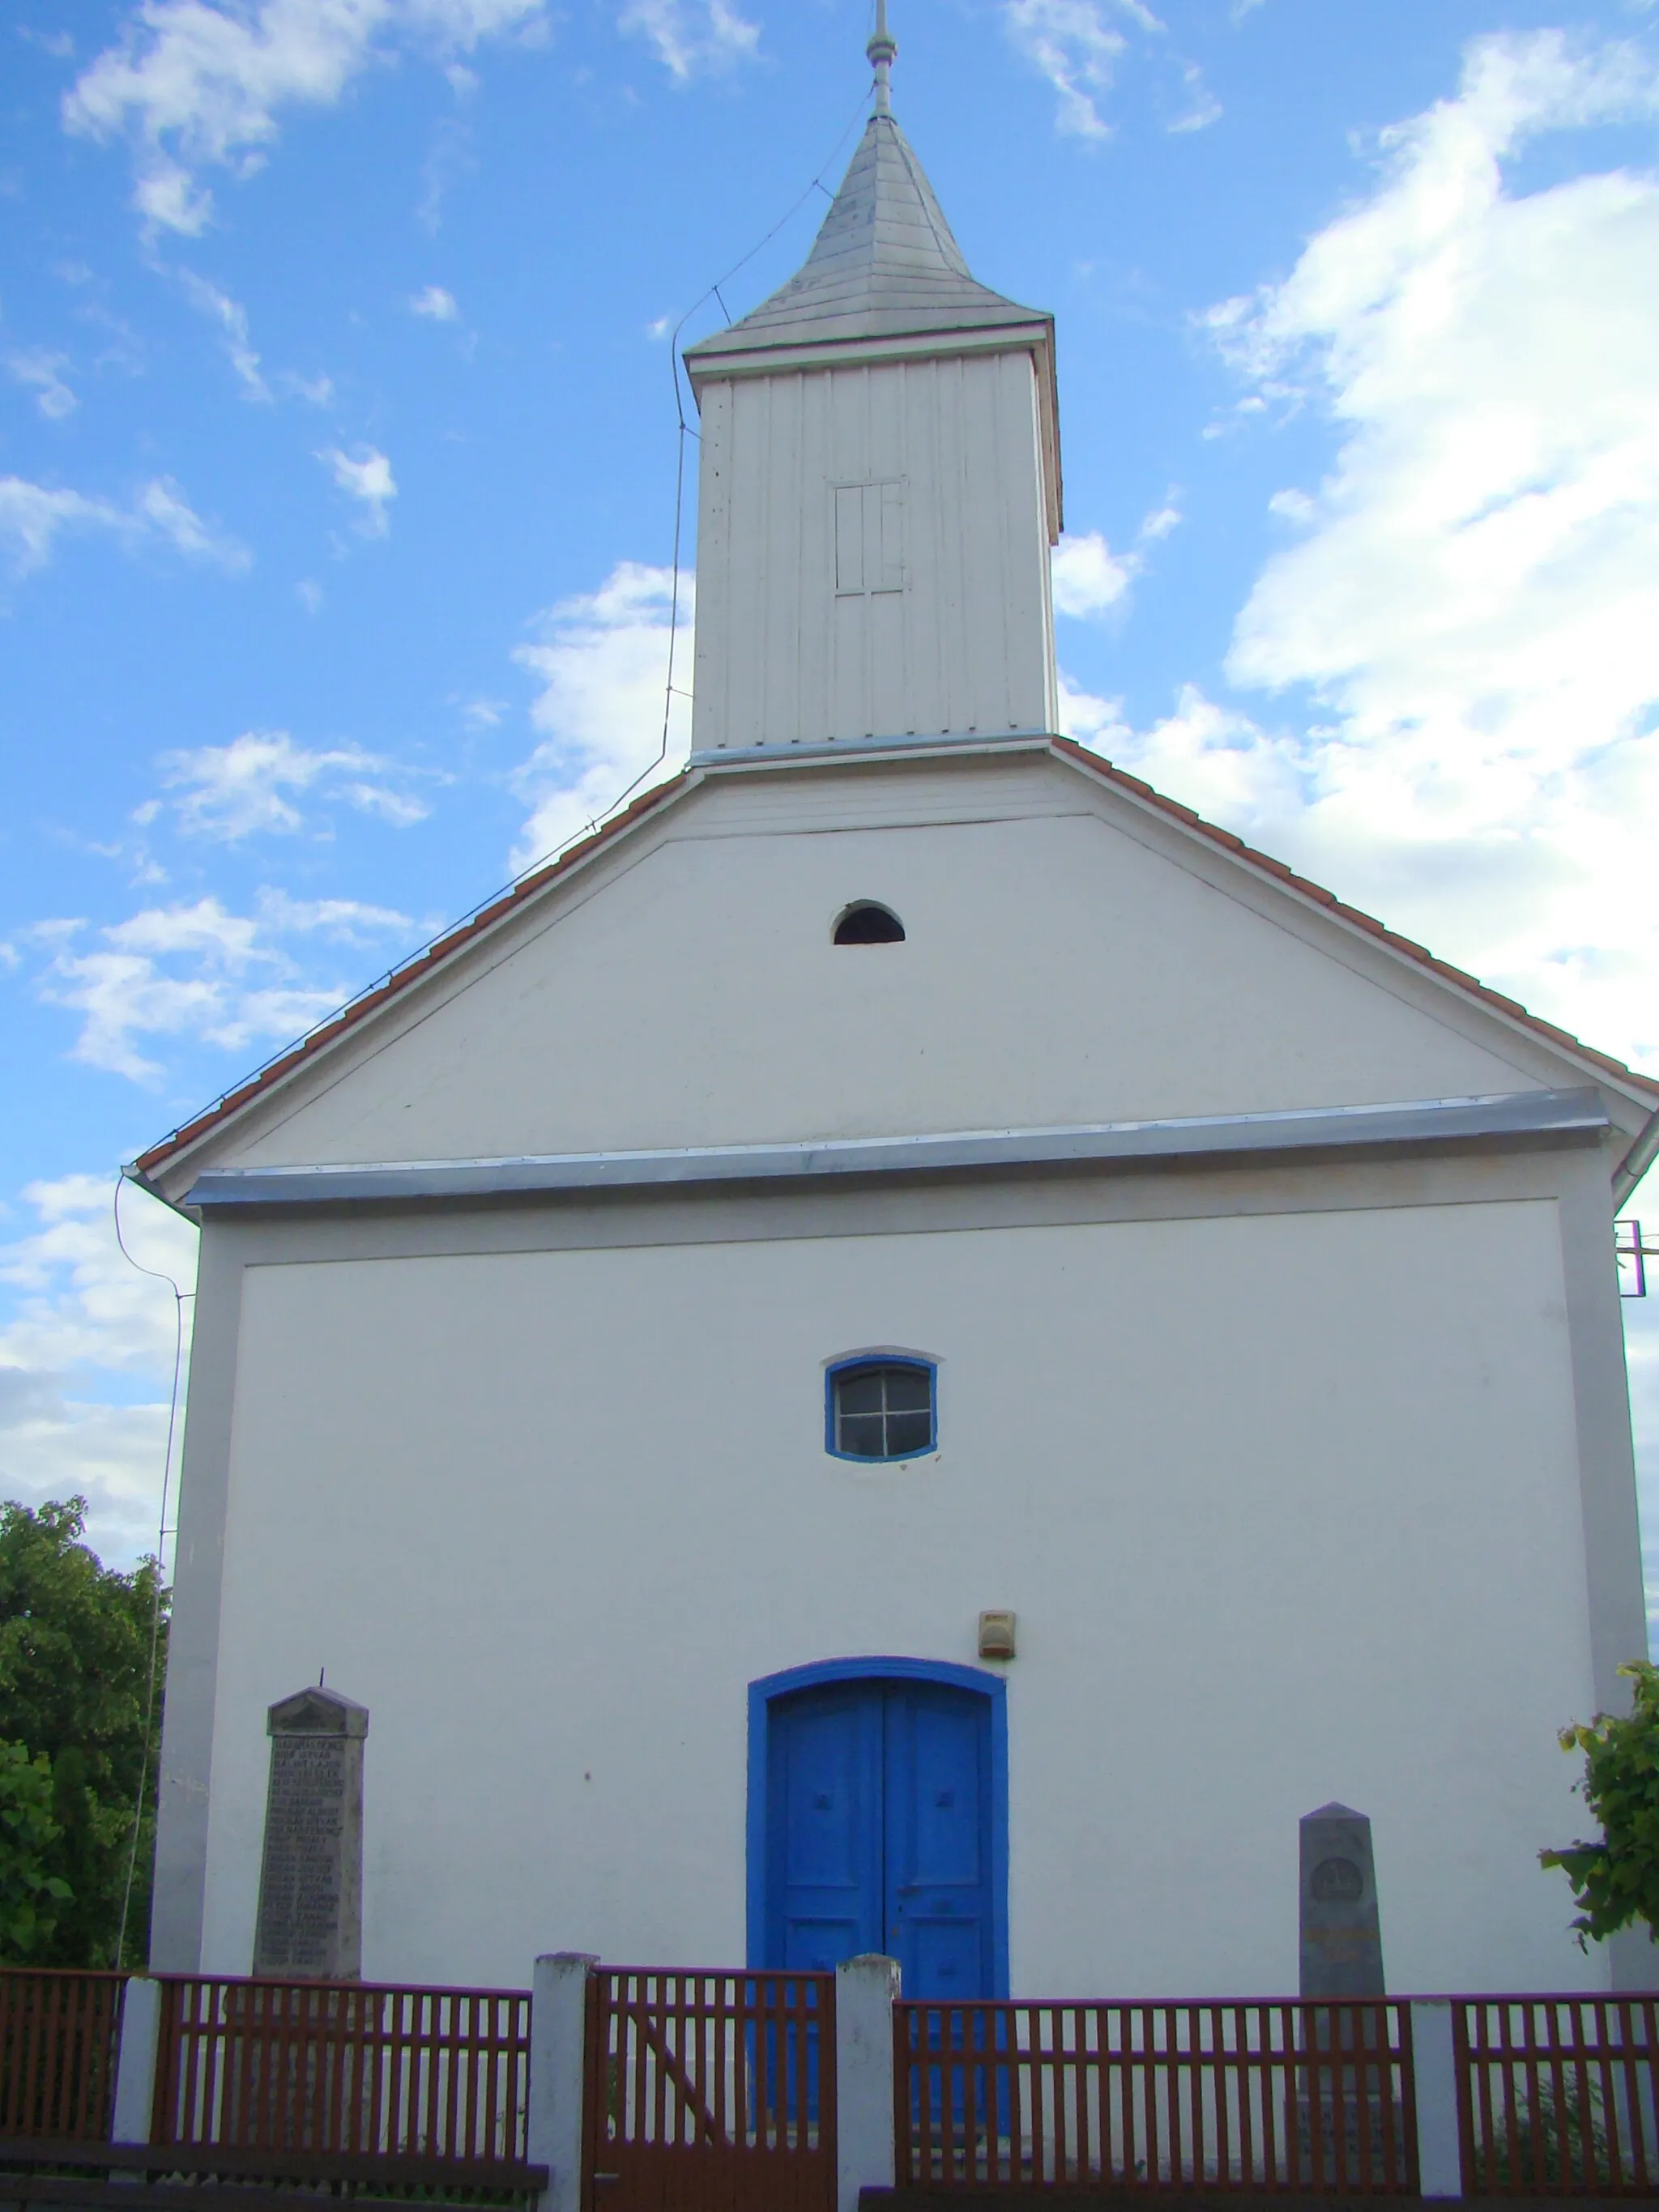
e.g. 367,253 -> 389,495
0,1968 -> 127,2143
895,1998 -> 1417,2191
582,1967 -> 836,2212
15,1962 -> 1659,2203
1456,1997 -> 1659,2195
152,1974 -> 531,2165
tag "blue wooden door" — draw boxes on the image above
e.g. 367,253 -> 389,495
765,1678 -> 996,1997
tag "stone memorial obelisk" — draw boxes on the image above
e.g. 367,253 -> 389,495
1299,1801 -> 1384,1997
254,1686 -> 369,1979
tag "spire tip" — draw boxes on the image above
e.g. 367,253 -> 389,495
866,0 -> 896,117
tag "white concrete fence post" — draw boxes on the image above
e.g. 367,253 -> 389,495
529,1953 -> 597,2212
835,1954 -> 900,2212
111,1976 -> 163,2147
1410,1997 -> 1465,2198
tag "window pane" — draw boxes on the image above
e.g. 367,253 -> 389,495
883,1367 -> 931,1413
836,1370 -> 885,1417
885,1411 -> 933,1457
838,1413 -> 887,1458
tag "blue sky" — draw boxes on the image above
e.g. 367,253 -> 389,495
2,0 -> 1658,1643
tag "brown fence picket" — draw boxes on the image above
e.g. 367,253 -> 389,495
1456,1996 -> 1659,2194
893,1997 -> 1414,2191
582,1967 -> 834,2212
0,1969 -> 127,2143
150,1975 -> 529,2163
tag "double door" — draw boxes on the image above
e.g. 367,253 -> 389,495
763,1677 -> 997,2000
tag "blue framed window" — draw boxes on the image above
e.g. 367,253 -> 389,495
825,1357 -> 936,1460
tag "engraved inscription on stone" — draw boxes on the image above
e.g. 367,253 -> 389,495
253,1686 -> 368,1980
1311,1856 -> 1364,1904
1299,1801 -> 1384,2000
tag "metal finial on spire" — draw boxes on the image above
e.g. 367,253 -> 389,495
867,0 -> 896,117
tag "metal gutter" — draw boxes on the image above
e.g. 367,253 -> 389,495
689,731 -> 1052,769
181,1088 -> 1606,1214
1614,1099 -> 1659,1209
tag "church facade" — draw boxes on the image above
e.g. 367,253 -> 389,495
135,28 -> 1659,2001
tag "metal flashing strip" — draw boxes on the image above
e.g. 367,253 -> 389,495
183,1089 -> 1606,1213
685,319 -> 1054,382
689,730 -> 1054,769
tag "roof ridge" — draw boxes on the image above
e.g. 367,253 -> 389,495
1050,736 -> 1659,1102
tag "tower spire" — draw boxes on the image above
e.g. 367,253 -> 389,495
867,0 -> 896,118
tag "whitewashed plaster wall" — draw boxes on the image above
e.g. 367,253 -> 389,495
186,760 -> 1588,1180
194,1181 -> 1611,1998
692,355 -> 1057,752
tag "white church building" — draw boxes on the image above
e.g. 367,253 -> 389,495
136,23 -> 1659,2001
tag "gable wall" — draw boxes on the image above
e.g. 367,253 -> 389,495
186,755 -> 1586,1180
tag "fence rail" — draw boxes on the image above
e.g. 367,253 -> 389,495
895,1998 -> 1417,2192
1456,1997 -> 1659,2196
152,1975 -> 531,2164
582,1967 -> 835,2212
0,1969 -> 127,2144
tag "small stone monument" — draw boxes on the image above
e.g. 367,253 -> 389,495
254,1686 -> 368,1979
1299,1801 -> 1384,1998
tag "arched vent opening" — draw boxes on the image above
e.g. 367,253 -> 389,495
834,901 -> 905,946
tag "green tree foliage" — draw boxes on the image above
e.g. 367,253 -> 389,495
0,1498 -> 168,1967
1542,1660 -> 1659,1946
0,1741 -> 73,1959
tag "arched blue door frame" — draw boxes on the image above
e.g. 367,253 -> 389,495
746,1656 -> 1010,1996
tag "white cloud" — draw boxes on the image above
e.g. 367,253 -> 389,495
136,475 -> 249,562
156,729 -> 429,837
0,471 -> 247,577
410,283 -> 458,320
510,560 -> 691,870
1169,61 -> 1221,134
6,347 -> 78,419
18,25 -> 77,58
1004,0 -> 1218,139
64,0 -> 547,235
1051,505 -> 1179,619
1005,0 -> 1179,139
619,0 -> 757,81
1098,683 -> 1315,836
1051,530 -> 1137,618
319,444 -> 396,535
1004,0 -> 1127,139
1196,28 -> 1659,1075
176,267 -> 267,394
33,891 -> 412,1082
0,1174 -> 198,1571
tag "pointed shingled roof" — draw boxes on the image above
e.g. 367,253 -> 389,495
684,109 -> 1046,362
